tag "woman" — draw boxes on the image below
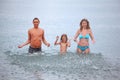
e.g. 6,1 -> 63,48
74,19 -> 95,54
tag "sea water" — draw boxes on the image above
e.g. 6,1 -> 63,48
0,0 -> 120,80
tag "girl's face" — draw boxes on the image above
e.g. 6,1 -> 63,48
81,21 -> 87,28
62,36 -> 67,42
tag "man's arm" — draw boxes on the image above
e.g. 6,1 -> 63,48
42,30 -> 50,47
18,30 -> 31,48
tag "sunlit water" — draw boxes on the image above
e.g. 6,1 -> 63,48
0,0 -> 120,80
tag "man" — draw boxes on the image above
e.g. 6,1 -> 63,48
18,18 -> 50,53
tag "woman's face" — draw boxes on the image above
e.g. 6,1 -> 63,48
81,21 -> 87,28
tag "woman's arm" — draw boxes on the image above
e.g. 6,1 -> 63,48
74,29 -> 80,42
89,29 -> 95,44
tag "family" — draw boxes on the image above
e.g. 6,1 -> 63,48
18,18 -> 95,54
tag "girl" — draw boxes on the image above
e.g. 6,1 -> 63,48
54,34 -> 71,54
74,19 -> 95,54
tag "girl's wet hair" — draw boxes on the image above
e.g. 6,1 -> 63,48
80,18 -> 90,31
60,34 -> 68,43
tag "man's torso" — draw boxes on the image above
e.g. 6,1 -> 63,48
29,28 -> 43,48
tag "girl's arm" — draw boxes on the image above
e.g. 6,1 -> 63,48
54,36 -> 60,45
89,29 -> 95,44
67,38 -> 71,47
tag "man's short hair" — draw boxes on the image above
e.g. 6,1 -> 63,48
33,18 -> 40,22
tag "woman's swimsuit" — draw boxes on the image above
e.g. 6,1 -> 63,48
79,34 -> 89,39
77,34 -> 90,51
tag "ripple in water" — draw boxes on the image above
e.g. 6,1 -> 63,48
4,51 -> 120,80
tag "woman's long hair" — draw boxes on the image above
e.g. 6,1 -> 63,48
80,19 -> 90,31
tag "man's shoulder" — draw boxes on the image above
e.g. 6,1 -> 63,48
28,28 -> 37,34
38,28 -> 44,32
28,27 -> 44,33
28,28 -> 34,31
39,28 -> 44,31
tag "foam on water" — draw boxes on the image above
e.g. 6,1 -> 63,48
4,51 -> 120,80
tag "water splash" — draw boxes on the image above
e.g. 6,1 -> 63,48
4,51 -> 120,80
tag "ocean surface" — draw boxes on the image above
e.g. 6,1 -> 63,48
0,0 -> 120,80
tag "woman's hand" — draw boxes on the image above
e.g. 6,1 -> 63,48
92,39 -> 95,44
74,38 -> 77,42
74,39 -> 79,44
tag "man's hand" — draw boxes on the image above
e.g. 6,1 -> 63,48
47,43 -> 50,47
18,45 -> 23,48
